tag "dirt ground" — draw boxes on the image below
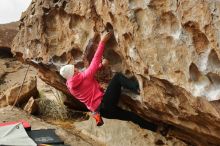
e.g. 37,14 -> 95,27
0,106 -> 104,146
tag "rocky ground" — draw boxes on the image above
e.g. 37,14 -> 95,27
0,106 -> 188,146
0,106 -> 100,146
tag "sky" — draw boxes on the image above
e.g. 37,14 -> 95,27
0,0 -> 32,24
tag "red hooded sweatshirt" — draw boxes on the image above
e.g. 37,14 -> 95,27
66,42 -> 105,112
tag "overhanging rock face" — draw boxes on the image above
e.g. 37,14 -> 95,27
12,0 -> 220,145
121,77 -> 220,145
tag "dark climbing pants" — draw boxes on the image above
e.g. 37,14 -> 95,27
99,73 -> 157,131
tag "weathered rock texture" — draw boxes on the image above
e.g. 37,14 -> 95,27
12,0 -> 220,145
0,77 -> 38,107
24,97 -> 38,114
121,79 -> 220,145
0,22 -> 18,48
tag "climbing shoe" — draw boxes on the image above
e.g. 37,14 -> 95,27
92,113 -> 104,126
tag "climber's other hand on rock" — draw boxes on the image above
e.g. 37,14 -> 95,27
101,31 -> 113,44
102,58 -> 109,67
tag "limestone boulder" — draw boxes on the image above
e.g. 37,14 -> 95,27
0,76 -> 38,107
12,0 -> 220,101
121,77 -> 220,145
23,97 -> 38,114
11,0 -> 220,145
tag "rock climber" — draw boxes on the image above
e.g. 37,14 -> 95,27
59,31 -> 156,130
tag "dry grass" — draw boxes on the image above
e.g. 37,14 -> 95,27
37,97 -> 68,120
37,90 -> 89,121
